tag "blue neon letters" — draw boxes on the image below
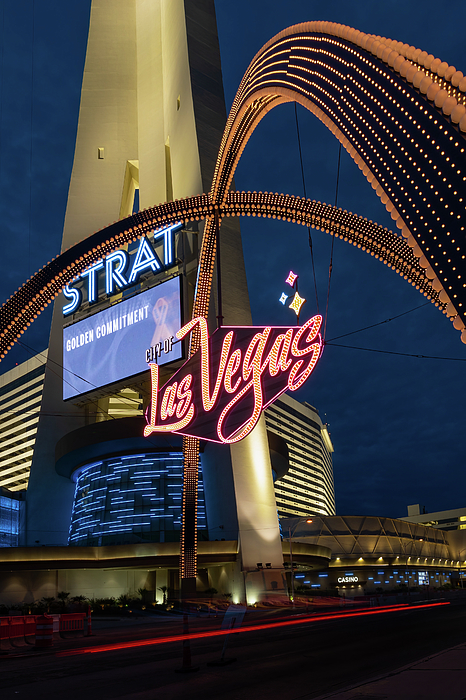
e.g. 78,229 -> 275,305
63,223 -> 182,316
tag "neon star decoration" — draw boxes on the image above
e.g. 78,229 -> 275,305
285,271 -> 298,287
289,292 -> 306,316
144,315 -> 323,444
279,293 -> 288,305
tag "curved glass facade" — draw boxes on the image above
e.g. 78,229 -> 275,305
68,452 -> 206,546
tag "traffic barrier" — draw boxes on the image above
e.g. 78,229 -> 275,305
24,616 -> 37,644
35,614 -> 54,648
8,616 -> 26,647
50,614 -> 61,635
86,605 -> 92,637
1,616 -> 37,650
1,613 -> 87,650
59,613 -> 86,638
0,617 -> 10,652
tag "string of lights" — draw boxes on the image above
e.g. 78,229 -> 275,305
209,23 -> 466,340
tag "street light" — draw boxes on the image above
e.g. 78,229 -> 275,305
288,518 -> 313,606
397,536 -> 415,597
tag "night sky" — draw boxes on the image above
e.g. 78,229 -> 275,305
1,1 -> 465,517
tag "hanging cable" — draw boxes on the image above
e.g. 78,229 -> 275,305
324,342 -> 466,362
16,339 -> 120,420
294,102 -> 319,312
16,339 -> 142,418
28,1 -> 35,280
323,143 -> 342,341
326,302 -> 430,343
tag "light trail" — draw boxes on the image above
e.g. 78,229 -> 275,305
56,601 -> 449,657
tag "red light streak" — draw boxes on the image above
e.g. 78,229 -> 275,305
56,602 -> 449,658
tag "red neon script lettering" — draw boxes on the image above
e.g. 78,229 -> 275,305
144,315 -> 323,444
143,364 -> 194,436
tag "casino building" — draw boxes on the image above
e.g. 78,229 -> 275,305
280,516 -> 466,597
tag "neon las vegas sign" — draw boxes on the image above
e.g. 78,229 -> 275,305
144,314 -> 323,444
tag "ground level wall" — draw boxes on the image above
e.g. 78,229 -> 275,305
0,564 -> 246,607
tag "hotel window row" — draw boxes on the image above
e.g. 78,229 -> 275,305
265,393 -> 336,519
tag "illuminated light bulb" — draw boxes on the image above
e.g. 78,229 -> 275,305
289,291 -> 306,316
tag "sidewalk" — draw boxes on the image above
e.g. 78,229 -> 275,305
313,642 -> 466,700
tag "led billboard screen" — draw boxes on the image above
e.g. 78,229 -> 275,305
63,276 -> 182,400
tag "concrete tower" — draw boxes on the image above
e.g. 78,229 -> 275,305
25,0 -> 284,598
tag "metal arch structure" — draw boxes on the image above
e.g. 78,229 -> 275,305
0,190 -> 447,361
208,21 -> 466,338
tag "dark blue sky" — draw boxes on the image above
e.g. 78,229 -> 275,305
1,1 -> 465,517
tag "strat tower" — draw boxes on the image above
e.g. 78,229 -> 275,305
24,0 -> 285,600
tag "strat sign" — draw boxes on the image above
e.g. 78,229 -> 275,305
62,222 -> 182,316
144,315 -> 323,444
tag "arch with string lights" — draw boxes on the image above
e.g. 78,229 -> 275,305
2,21 -> 466,363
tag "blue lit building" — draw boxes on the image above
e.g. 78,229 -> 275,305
69,452 -> 206,546
53,417 -> 210,548
0,488 -> 23,547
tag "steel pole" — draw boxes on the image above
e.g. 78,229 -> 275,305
289,526 -> 294,606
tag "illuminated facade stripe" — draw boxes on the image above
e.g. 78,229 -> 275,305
265,394 -> 335,518
68,452 -> 206,547
0,353 -> 47,491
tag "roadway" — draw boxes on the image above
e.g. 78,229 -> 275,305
2,600 -> 466,700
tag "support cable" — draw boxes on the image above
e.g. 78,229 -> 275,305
294,103 -> 319,312
326,302 -> 430,342
325,342 -> 466,362
15,338 -> 182,453
28,0 -> 35,280
323,142 -> 341,341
